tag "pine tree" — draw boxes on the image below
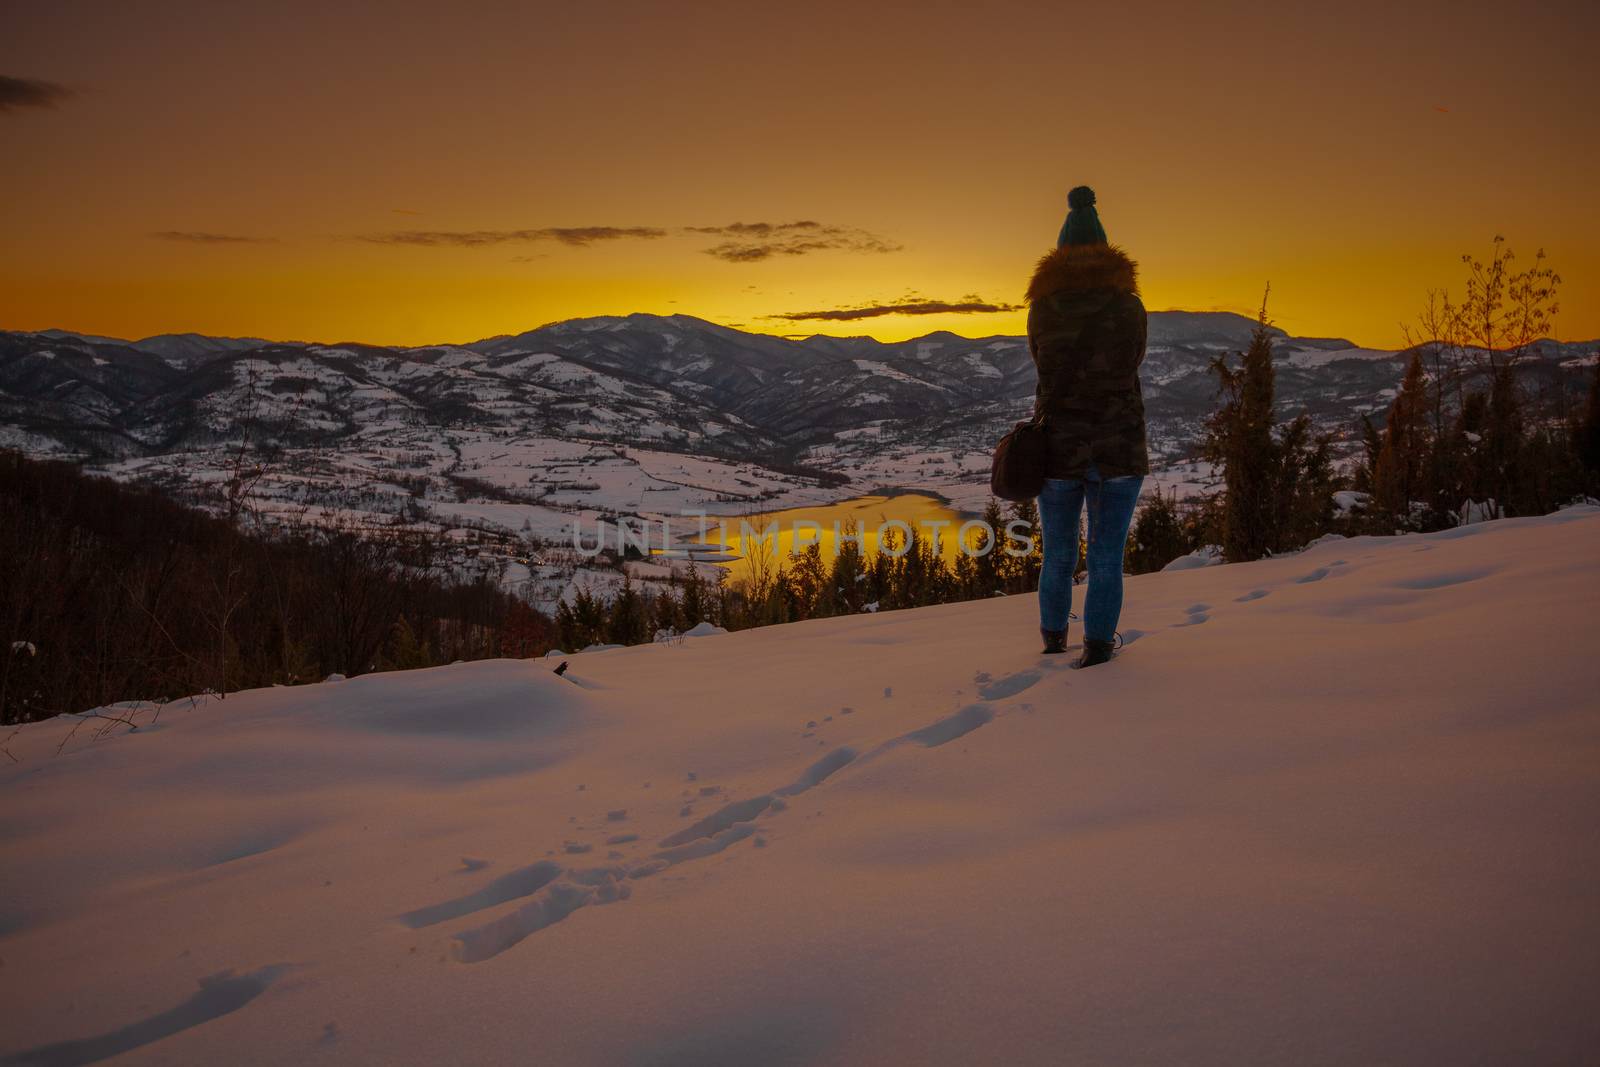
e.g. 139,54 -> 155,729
1127,489 -> 1187,573
385,616 -> 433,670
1577,359 -> 1600,483
1206,297 -> 1280,561
649,585 -> 682,637
915,527 -> 954,606
680,566 -> 707,627
1483,365 -> 1525,514
1352,414 -> 1382,495
1006,497 -> 1042,592
788,543 -> 828,620
554,599 -> 577,651
1276,415 -> 1340,548
1372,350 -> 1433,528
974,499 -> 1005,596
826,522 -> 866,614
606,574 -> 647,645
1454,390 -> 1492,516
569,587 -> 607,648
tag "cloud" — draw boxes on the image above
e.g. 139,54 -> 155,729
765,297 -> 1024,322
359,226 -> 668,247
0,75 -> 73,113
684,221 -> 824,237
692,221 -> 902,262
351,219 -> 899,261
150,231 -> 274,244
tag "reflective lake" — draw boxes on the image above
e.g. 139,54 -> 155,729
691,493 -> 981,584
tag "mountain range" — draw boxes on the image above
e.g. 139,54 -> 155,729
5,312 -> 1593,470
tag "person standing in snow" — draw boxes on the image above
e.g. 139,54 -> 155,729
1028,186 -> 1149,667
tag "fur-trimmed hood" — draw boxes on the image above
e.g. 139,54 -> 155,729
1026,243 -> 1139,303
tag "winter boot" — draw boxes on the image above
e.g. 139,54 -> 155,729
1075,638 -> 1114,669
1040,628 -> 1067,655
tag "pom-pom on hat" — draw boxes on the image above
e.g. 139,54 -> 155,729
1058,185 -> 1108,247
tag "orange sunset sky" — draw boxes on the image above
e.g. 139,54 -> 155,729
2,0 -> 1596,349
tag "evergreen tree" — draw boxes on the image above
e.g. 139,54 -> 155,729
1425,415 -> 1470,528
915,528 -> 955,606
788,543 -> 828,620
973,499 -> 1005,596
1127,489 -> 1188,573
951,546 -> 981,599
1276,415 -> 1340,548
384,615 -> 433,670
1006,497 -> 1042,592
679,566 -> 707,627
570,587 -> 607,649
650,584 -> 682,637
1482,364 -> 1525,513
1372,350 -> 1433,528
826,522 -> 867,614
1451,389 -> 1493,519
865,526 -> 896,606
554,599 -> 578,651
1205,299 -> 1280,561
1580,359 -> 1600,483
606,574 -> 648,645
1352,414 -> 1382,495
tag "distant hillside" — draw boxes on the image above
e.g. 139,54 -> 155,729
5,312 -> 1593,466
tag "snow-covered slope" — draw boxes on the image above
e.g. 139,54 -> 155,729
3,508 -> 1598,1065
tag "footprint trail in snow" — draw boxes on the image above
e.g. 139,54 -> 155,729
412,667 -> 1049,962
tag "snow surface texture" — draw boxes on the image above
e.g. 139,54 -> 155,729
2,508 -> 1598,1065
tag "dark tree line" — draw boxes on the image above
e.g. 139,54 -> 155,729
0,452 -> 554,725
1351,238 -> 1593,529
1127,239 -> 1595,567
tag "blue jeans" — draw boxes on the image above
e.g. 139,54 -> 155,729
1037,466 -> 1144,641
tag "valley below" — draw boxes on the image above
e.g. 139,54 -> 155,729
2,312 -> 1593,610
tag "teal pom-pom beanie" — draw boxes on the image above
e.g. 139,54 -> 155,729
1058,185 -> 1108,247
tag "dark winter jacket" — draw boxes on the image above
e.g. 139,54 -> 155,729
1026,243 -> 1150,479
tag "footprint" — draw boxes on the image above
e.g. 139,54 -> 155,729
1294,567 -> 1330,584
436,705 -> 963,962
1235,589 -> 1269,602
1173,612 -> 1209,627
1119,629 -> 1146,646
452,875 -> 630,963
654,823 -> 759,865
5,965 -> 293,1065
904,704 -> 994,748
1390,566 -> 1496,590
977,670 -> 1040,701
659,796 -> 775,849
1185,603 -> 1211,614
776,747 -> 857,795
398,861 -> 563,929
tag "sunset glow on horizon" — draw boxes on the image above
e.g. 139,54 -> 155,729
3,1 -> 1596,349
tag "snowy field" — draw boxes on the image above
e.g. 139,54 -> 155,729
2,507 -> 1597,1065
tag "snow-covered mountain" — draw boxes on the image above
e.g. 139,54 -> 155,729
3,505 -> 1596,1064
6,313 -> 1593,467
